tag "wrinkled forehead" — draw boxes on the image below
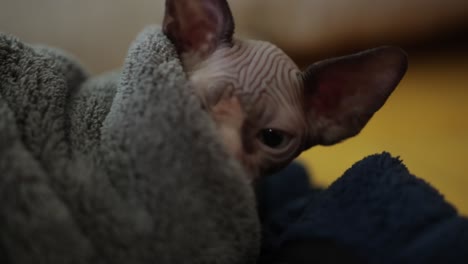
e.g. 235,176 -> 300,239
236,40 -> 303,109
196,39 -> 303,95
188,38 -> 307,133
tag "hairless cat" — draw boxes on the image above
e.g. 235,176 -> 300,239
163,0 -> 408,179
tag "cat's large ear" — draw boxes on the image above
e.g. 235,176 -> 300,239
302,46 -> 408,147
163,0 -> 235,68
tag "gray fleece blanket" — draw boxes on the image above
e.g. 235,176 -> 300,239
0,26 -> 260,264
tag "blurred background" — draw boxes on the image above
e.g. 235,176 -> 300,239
1,0 -> 467,214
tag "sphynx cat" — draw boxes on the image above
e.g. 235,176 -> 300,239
163,0 -> 408,179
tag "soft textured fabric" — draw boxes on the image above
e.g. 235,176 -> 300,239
0,26 -> 260,264
257,153 -> 468,264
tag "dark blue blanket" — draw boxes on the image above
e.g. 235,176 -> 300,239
256,152 -> 468,264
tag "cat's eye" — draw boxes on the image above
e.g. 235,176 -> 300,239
258,128 -> 290,149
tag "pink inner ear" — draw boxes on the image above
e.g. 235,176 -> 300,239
163,0 -> 234,59
181,19 -> 218,54
307,69 -> 364,119
302,46 -> 408,146
309,77 -> 348,117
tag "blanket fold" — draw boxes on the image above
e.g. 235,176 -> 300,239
0,26 -> 260,264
